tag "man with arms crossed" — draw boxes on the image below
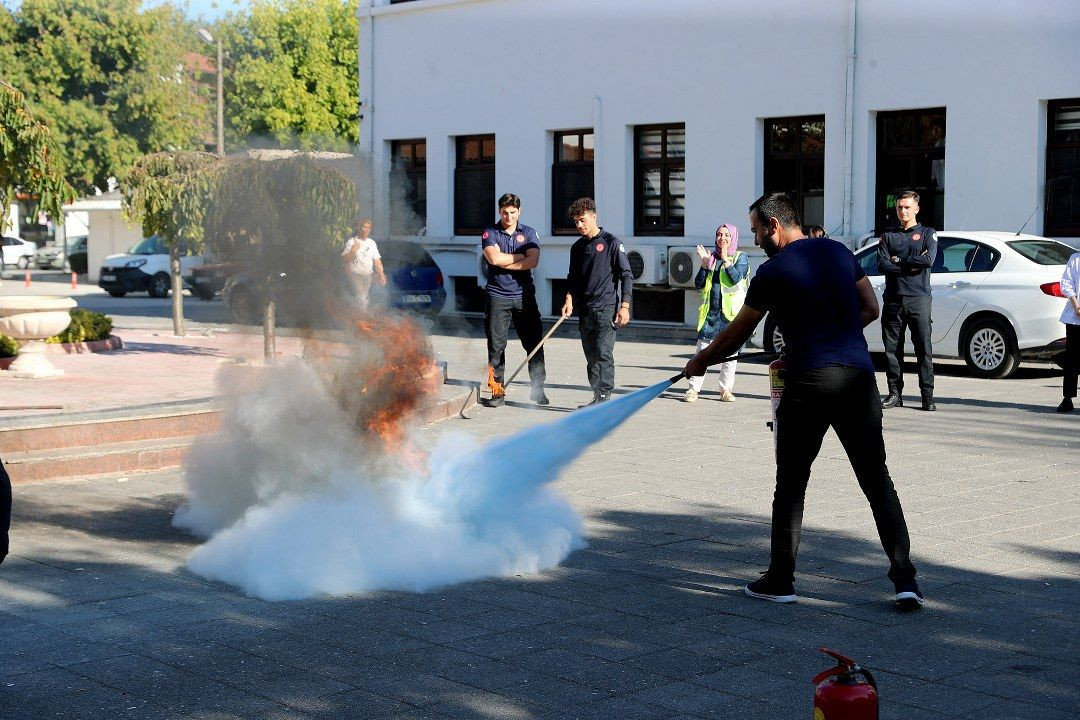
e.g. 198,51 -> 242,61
481,193 -> 548,406
878,191 -> 938,411
683,192 -> 923,609
561,197 -> 633,406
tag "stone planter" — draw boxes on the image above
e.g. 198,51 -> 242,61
0,296 -> 77,378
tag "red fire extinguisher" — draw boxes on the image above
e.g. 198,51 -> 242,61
812,647 -> 879,720
767,355 -> 785,459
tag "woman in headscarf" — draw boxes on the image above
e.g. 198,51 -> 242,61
683,223 -> 750,402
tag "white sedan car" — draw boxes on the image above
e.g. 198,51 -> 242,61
2,236 -> 37,269
761,232 -> 1074,378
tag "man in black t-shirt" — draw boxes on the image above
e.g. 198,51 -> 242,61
877,190 -> 938,410
561,197 -> 634,406
683,192 -> 922,610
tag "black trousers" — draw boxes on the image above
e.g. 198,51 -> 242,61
771,365 -> 917,585
579,304 -> 616,396
882,294 -> 934,398
1064,323 -> 1079,399
484,293 -> 546,389
1,458 -> 10,564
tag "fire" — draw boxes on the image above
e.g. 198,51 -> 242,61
310,297 -> 439,473
486,365 -> 505,398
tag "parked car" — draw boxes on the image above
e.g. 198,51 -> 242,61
222,239 -> 447,324
183,260 -> 240,301
1,236 -> 37,269
760,232 -> 1074,379
98,236 -> 208,298
34,236 -> 87,271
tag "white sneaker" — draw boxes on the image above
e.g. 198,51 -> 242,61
683,388 -> 698,403
719,388 -> 736,402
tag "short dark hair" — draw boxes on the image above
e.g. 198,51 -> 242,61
497,193 -> 521,210
567,197 -> 596,218
897,190 -> 920,204
749,192 -> 801,229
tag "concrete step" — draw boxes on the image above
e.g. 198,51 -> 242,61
3,436 -> 200,484
0,408 -> 221,454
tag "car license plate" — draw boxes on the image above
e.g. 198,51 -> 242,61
401,294 -> 430,304
101,274 -> 117,282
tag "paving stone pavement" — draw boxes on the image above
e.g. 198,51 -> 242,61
2,329 -> 1078,719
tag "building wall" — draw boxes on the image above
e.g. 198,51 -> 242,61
359,0 -> 1080,321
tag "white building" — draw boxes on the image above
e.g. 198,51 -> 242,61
62,191 -> 142,283
358,0 -> 1080,325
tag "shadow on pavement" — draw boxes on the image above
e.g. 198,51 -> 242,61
1,492 -> 1076,720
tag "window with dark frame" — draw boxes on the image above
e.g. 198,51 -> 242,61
390,139 -> 426,235
454,134 -> 495,236
875,108 -> 946,233
763,115 -> 825,229
634,124 -> 685,236
552,129 -> 595,234
1045,99 -> 1080,237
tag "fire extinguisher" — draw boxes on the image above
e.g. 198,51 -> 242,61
767,355 -> 785,458
812,647 -> 879,720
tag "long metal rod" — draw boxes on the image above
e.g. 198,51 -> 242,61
668,350 -> 776,385
503,315 -> 568,387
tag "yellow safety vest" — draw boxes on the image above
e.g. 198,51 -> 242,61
697,251 -> 748,331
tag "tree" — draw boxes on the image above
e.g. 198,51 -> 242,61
122,152 -> 221,336
221,0 -> 359,148
11,0 -> 208,194
0,79 -> 77,231
202,152 -> 359,359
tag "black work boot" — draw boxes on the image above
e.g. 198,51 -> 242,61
920,392 -> 936,411
881,390 -> 903,409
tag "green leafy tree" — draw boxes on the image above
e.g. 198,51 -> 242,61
222,0 -> 359,148
203,153 -> 359,359
123,152 -> 222,336
12,0 -> 209,194
0,79 -> 77,230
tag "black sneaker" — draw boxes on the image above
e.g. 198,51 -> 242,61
1058,398 -> 1074,413
577,393 -> 610,409
920,401 -> 936,411
481,395 -> 505,408
894,579 -> 924,610
881,393 -> 903,409
577,395 -> 599,409
743,572 -> 797,603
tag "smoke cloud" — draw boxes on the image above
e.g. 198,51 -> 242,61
174,361 -> 670,601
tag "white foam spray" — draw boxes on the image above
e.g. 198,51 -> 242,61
174,360 -> 672,601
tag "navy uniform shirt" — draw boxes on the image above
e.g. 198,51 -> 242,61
744,237 -> 873,373
877,224 -> 938,297
482,222 -> 540,298
566,229 -> 634,310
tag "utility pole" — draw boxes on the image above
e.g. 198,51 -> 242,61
198,28 -> 225,155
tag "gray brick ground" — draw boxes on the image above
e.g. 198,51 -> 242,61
2,331 -> 1078,719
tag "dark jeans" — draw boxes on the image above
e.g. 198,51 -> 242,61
579,304 -> 616,396
1,458 -> 10,564
1064,323 -> 1079,399
882,294 -> 934,398
770,365 -> 916,585
484,293 -> 546,390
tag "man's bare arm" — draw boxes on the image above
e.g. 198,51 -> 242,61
855,276 -> 880,328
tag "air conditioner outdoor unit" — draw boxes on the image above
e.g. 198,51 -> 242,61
624,245 -> 666,285
667,246 -> 701,288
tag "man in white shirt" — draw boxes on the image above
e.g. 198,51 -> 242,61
342,218 -> 386,310
1058,250 -> 1080,413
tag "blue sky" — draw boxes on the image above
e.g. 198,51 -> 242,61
4,1 -> 249,21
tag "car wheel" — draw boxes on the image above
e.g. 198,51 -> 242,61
763,313 -> 785,354
227,287 -> 258,324
194,289 -> 215,301
962,317 -> 1019,379
148,272 -> 171,298
108,290 -> 127,298
17,256 -> 29,269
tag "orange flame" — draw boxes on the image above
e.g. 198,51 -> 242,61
486,365 -> 505,398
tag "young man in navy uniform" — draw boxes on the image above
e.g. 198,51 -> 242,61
560,197 -> 634,406
877,190 -> 938,411
481,193 -> 548,406
683,192 -> 922,610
